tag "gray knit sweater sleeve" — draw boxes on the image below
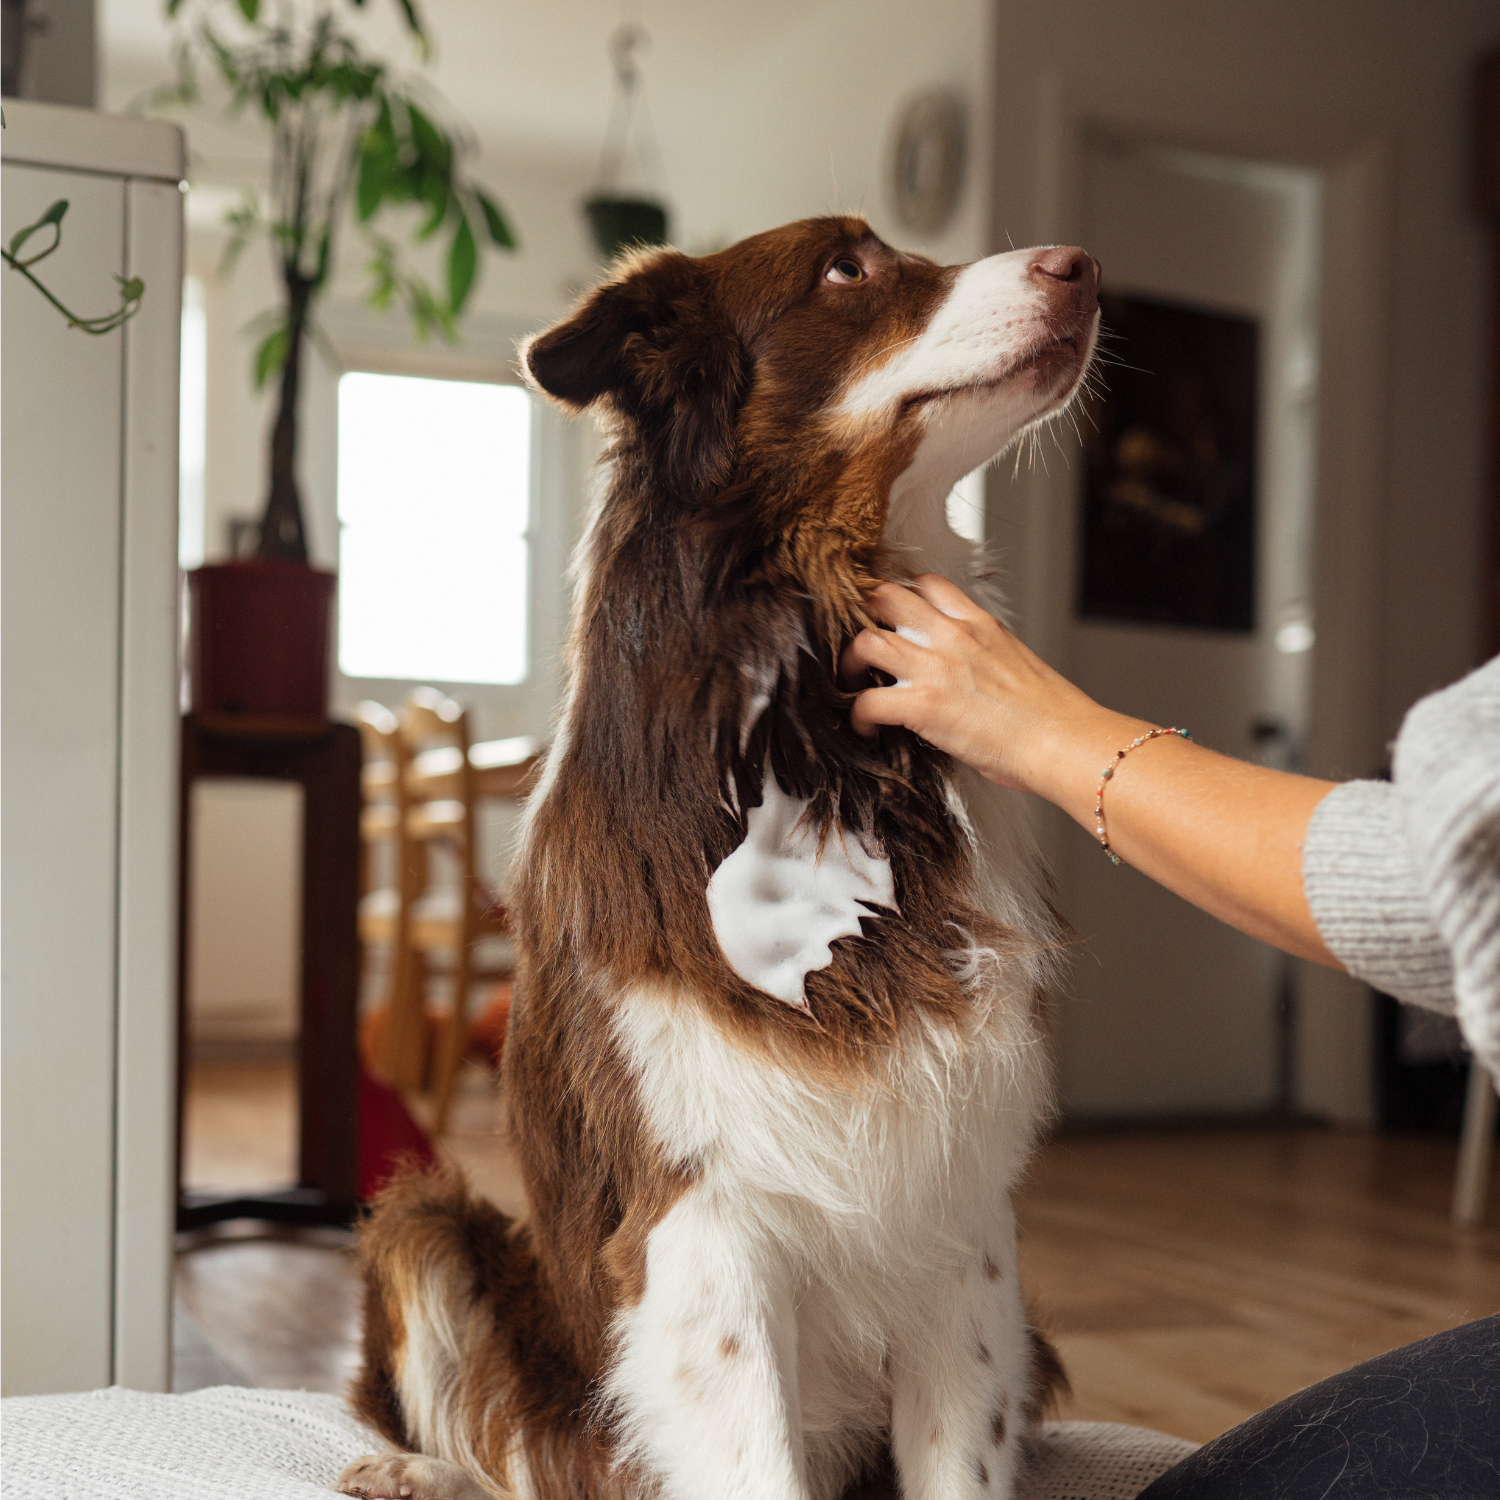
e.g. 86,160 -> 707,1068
1303,655 -> 1500,1081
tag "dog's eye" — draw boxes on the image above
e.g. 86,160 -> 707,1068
826,257 -> 866,284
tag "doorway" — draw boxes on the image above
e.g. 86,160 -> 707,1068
1052,133 -> 1323,1119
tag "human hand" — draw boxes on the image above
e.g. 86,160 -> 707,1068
841,575 -> 1146,813
842,577 -> 1341,968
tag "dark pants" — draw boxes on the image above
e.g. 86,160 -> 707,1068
1137,1313 -> 1500,1499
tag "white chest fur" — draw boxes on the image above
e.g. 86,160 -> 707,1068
606,752 -> 1060,1499
604,968 -> 1052,1500
705,776 -> 897,1007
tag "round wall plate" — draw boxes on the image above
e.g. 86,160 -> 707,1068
888,89 -> 968,237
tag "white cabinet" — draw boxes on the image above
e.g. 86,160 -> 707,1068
2,100 -> 184,1395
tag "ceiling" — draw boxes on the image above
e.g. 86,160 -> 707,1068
101,0 -> 826,159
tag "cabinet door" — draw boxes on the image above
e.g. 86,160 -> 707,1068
1,162 -> 127,1395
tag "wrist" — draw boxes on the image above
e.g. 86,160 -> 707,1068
1027,706 -> 1158,827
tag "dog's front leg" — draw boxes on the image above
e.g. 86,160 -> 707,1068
890,1234 -> 1030,1500
603,1190 -> 808,1500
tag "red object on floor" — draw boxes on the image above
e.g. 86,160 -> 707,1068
469,982 -> 513,1067
357,1064 -> 437,1200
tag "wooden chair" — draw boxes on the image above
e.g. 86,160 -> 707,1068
1453,1058 -> 1497,1226
357,690 -> 539,1133
357,700 -> 425,1092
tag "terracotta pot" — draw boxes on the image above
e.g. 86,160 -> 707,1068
187,559 -> 336,718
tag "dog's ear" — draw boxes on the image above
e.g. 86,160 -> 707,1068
521,274 -> 644,410
522,249 -> 747,497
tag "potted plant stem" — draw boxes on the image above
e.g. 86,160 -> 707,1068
159,0 -> 516,716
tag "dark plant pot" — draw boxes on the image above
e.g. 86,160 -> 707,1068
584,195 -> 670,260
188,559 -> 336,718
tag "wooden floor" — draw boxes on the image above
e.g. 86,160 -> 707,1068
1017,1127 -> 1498,1440
176,1059 -> 1499,1443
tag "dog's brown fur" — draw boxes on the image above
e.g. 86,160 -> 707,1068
349,217 -> 1071,1498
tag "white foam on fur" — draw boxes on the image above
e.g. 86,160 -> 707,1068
706,776 -> 897,1007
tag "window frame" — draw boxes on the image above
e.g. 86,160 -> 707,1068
310,301 -> 585,742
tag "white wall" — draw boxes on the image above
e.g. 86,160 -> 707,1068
982,0 -> 1498,1122
660,0 -> 992,263
985,0 -> 1496,746
186,781 -> 302,1048
94,0 -> 1498,1125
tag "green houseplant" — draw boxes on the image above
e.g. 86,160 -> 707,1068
160,0 -> 515,715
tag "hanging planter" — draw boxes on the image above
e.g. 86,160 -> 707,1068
584,25 -> 671,261
584,196 -> 669,260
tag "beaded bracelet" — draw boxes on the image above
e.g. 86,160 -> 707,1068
1095,726 -> 1191,865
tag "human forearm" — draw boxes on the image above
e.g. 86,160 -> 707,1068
844,575 -> 1342,968
1028,704 -> 1339,965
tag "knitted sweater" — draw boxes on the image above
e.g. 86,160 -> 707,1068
1303,655 -> 1500,1082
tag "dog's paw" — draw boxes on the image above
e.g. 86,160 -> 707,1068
336,1452 -> 494,1500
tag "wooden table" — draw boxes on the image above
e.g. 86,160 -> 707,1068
176,713 -> 362,1230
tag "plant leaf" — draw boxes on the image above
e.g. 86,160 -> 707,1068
475,190 -> 515,250
236,0 -> 259,21
253,324 -> 291,390
8,199 -> 68,259
392,0 -> 426,42
356,103 -> 398,221
416,177 -> 449,239
446,212 -> 477,315
405,103 -> 451,175
364,235 -> 398,310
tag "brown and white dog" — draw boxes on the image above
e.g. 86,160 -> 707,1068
338,216 -> 1099,1500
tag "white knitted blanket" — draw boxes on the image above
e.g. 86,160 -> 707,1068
1,1386 -> 1197,1500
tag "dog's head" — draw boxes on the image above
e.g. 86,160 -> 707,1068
522,216 -> 1098,539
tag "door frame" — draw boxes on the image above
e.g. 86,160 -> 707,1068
998,73 -> 1392,1124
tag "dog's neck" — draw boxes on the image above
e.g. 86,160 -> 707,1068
571,433 -> 952,829
519,432 -> 989,1035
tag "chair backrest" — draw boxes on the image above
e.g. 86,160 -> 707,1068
355,700 -> 408,900
400,688 -> 477,886
401,687 -> 468,757
355,699 -> 399,760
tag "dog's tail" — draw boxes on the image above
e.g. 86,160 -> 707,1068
351,1164 -> 605,1497
1024,1318 -> 1070,1426
351,1165 -> 512,1476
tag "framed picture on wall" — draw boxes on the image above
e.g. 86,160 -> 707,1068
1077,292 -> 1260,631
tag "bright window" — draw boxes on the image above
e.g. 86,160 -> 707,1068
337,372 -> 532,685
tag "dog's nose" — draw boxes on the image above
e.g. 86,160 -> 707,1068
1031,246 -> 1099,286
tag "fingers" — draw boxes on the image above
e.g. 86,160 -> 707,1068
848,683 -> 917,738
863,580 -> 946,633
863,576 -> 1002,642
840,623 -> 909,684
905,572 -> 993,623
844,577 -> 1002,742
